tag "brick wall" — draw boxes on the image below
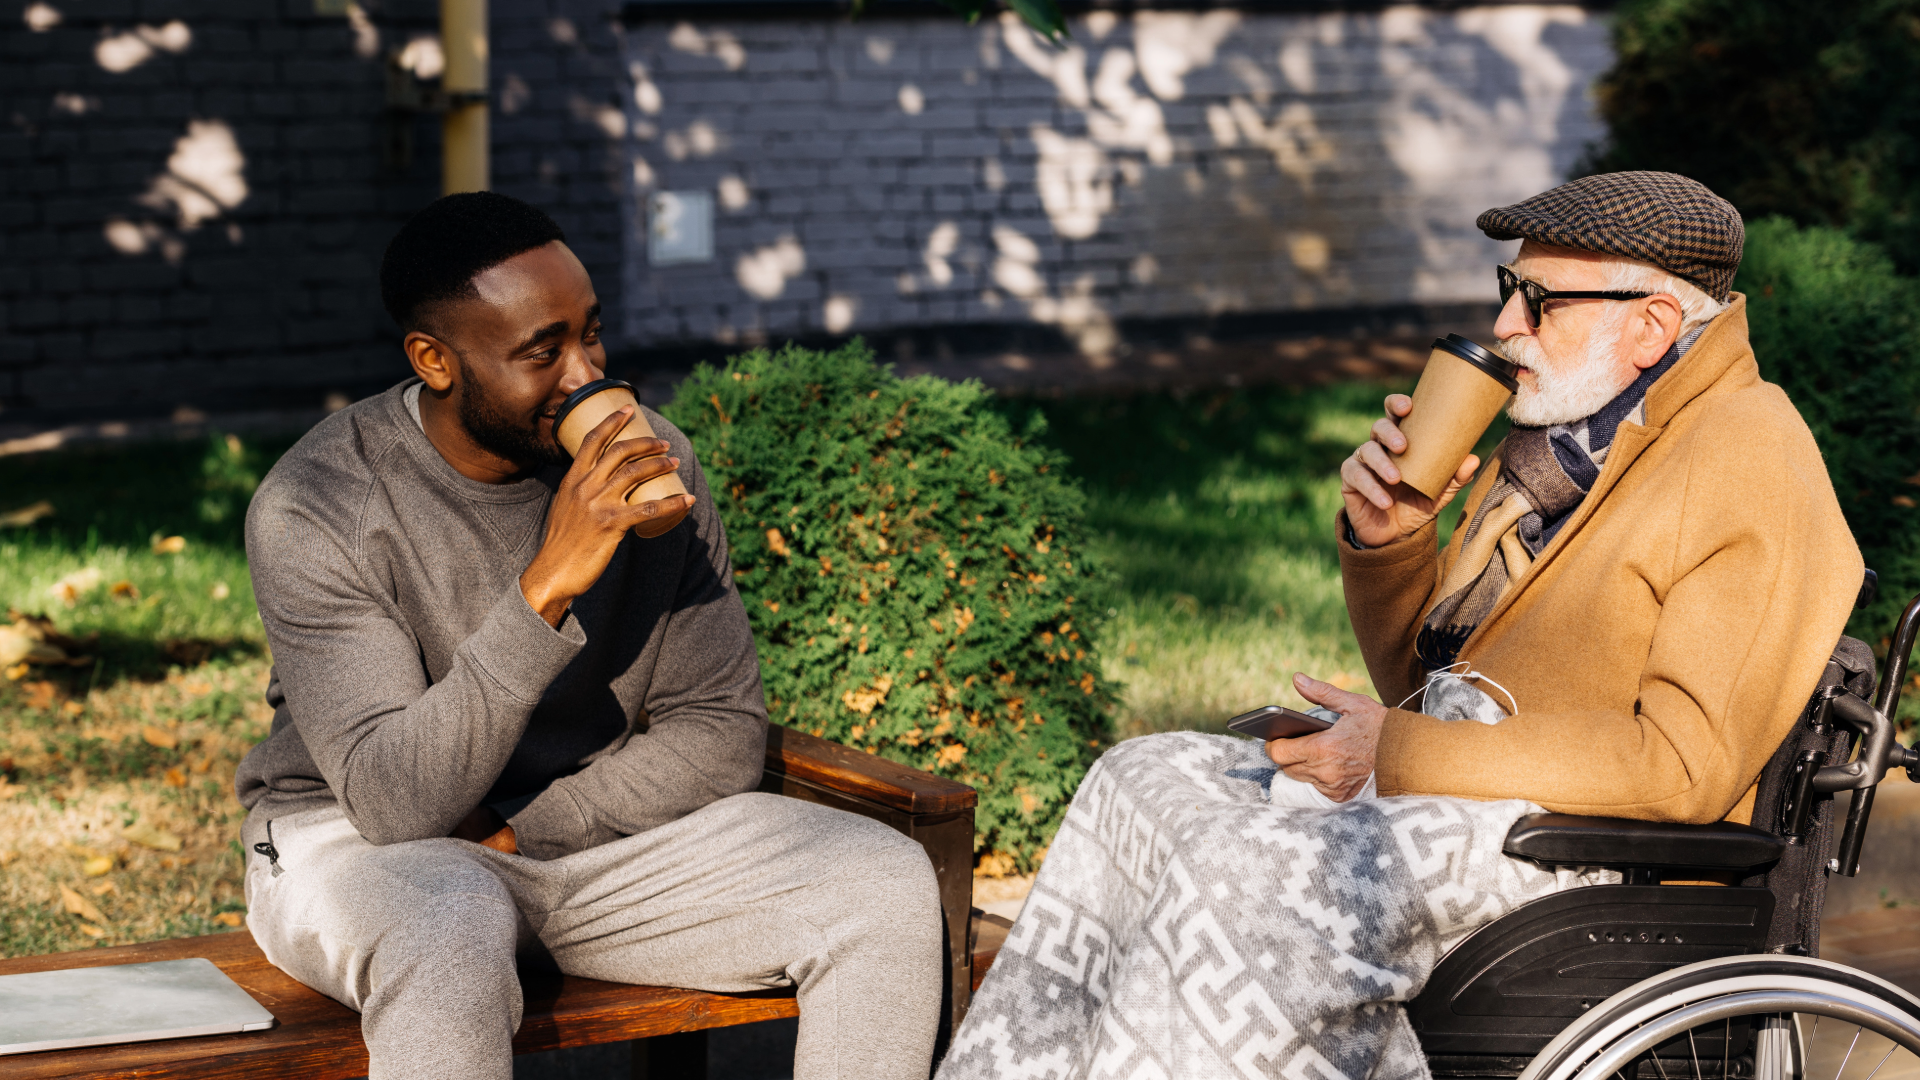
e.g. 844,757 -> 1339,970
616,5 -> 1612,360
1,0 -> 632,423
1,1 -> 1614,424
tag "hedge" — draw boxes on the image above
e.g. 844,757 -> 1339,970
659,342 -> 1117,870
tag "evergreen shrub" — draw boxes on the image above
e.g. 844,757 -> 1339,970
1736,218 -> 1920,639
659,341 -> 1116,869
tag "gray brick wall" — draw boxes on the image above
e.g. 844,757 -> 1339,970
1,0 -> 632,421
616,7 -> 1613,355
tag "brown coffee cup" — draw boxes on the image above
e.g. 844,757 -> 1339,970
551,379 -> 691,538
1389,335 -> 1519,499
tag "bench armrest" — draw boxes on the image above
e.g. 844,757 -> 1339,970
763,724 -> 976,815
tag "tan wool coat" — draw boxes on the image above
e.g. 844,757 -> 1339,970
1340,295 -> 1863,824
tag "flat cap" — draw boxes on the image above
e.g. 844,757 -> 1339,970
1478,171 -> 1743,301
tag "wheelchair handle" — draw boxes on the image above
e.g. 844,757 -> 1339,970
1815,591 -> 1920,876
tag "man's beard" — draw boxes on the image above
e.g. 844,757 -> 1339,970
1500,307 -> 1635,427
457,371 -> 569,471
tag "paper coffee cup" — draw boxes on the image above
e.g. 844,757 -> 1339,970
551,379 -> 691,538
1389,335 -> 1518,499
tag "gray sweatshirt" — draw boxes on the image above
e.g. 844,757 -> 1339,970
234,380 -> 767,860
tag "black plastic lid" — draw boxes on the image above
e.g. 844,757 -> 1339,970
1432,334 -> 1519,393
549,379 -> 637,452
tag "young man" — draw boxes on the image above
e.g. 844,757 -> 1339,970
234,192 -> 942,1080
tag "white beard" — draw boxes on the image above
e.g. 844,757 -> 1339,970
1500,309 -> 1636,426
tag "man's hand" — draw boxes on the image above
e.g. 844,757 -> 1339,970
520,406 -> 697,627
1265,673 -> 1388,802
450,805 -> 518,854
1341,393 -> 1481,548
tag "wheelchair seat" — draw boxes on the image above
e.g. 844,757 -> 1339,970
1503,814 -> 1785,872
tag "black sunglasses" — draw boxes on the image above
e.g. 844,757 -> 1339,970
1498,265 -> 1654,329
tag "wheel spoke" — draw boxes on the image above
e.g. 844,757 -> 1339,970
1724,1018 -> 1731,1080
1859,1042 -> 1898,1080
1689,1026 -> 1703,1080
1836,1024 -> 1863,1080
1653,1044 -> 1672,1080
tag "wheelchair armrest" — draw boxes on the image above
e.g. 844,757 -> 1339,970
1503,813 -> 1786,871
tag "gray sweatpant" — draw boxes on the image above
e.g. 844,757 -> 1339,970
241,792 -> 943,1080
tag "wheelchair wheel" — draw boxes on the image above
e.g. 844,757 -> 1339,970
1518,956 -> 1920,1080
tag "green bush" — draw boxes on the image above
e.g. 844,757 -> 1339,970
1587,0 -> 1920,270
1736,218 -> 1920,639
660,342 -> 1116,869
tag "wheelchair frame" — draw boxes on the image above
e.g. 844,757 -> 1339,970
1408,585 -> 1920,1080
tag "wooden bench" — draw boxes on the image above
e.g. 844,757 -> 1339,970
1,726 -> 1017,1080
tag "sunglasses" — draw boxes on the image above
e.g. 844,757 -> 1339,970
1498,265 -> 1654,329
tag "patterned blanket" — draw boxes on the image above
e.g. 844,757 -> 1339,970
939,732 -> 1611,1080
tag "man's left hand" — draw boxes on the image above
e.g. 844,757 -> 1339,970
451,805 -> 519,854
1265,673 -> 1387,802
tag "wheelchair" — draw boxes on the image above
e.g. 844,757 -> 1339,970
1408,577 -> 1920,1080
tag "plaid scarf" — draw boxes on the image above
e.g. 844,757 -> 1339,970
1414,325 -> 1707,671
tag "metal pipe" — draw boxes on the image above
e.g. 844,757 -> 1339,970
441,0 -> 488,194
1874,593 -> 1920,719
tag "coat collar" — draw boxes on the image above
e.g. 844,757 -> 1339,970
1450,293 -> 1761,654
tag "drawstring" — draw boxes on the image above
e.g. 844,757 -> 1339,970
1397,662 -> 1520,717
253,819 -> 283,878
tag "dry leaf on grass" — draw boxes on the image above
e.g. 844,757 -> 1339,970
122,823 -> 183,852
59,884 -> 108,923
82,855 -> 114,877
61,700 -> 83,716
23,680 -> 56,710
4,662 -> 26,681
109,580 -> 139,600
48,567 -> 104,606
141,725 -> 178,749
213,912 -> 244,928
77,923 -> 107,939
0,850 -> 16,867
0,500 -> 54,527
90,880 -> 116,897
163,767 -> 188,787
152,535 -> 187,555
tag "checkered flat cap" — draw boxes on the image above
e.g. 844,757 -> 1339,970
1478,172 -> 1743,301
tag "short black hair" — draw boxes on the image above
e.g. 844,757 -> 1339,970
379,191 -> 567,333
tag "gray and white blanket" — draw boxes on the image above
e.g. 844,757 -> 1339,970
939,732 -> 1611,1080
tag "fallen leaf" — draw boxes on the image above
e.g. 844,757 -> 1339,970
77,923 -> 106,939
765,528 -> 791,557
163,767 -> 187,787
1895,495 -> 1916,509
59,884 -> 107,923
0,850 -> 15,866
122,824 -> 183,852
47,567 -> 103,606
109,580 -> 139,600
152,535 -> 187,554
82,855 -> 113,877
209,581 -> 230,600
3,662 -> 26,681
141,725 -> 178,749
937,743 -> 968,767
23,681 -> 56,710
191,757 -> 211,773
61,700 -> 82,716
158,855 -> 194,870
0,500 -> 54,527
89,880 -> 116,896
213,911 -> 245,927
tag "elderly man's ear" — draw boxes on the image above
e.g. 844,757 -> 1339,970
1625,294 -> 1686,371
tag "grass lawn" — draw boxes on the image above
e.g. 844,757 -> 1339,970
0,381 -> 1470,958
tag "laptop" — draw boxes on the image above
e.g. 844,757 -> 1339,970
0,958 -> 276,1056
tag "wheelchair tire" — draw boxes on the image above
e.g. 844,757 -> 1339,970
1517,956 -> 1920,1080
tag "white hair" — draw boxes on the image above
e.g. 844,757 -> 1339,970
1598,257 -> 1728,334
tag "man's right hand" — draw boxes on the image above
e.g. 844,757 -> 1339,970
520,406 -> 696,627
1340,393 -> 1481,548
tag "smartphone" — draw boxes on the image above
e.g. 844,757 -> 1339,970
1227,705 -> 1335,740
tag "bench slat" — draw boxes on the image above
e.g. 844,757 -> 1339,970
2,913 -> 1008,1079
765,725 -> 975,817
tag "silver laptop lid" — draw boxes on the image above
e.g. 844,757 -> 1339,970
0,957 -> 276,1057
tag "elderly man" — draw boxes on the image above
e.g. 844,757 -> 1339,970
941,172 -> 1861,1080
1273,170 -> 1862,823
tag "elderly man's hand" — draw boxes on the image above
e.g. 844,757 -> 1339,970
1341,393 -> 1480,548
1265,673 -> 1387,803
